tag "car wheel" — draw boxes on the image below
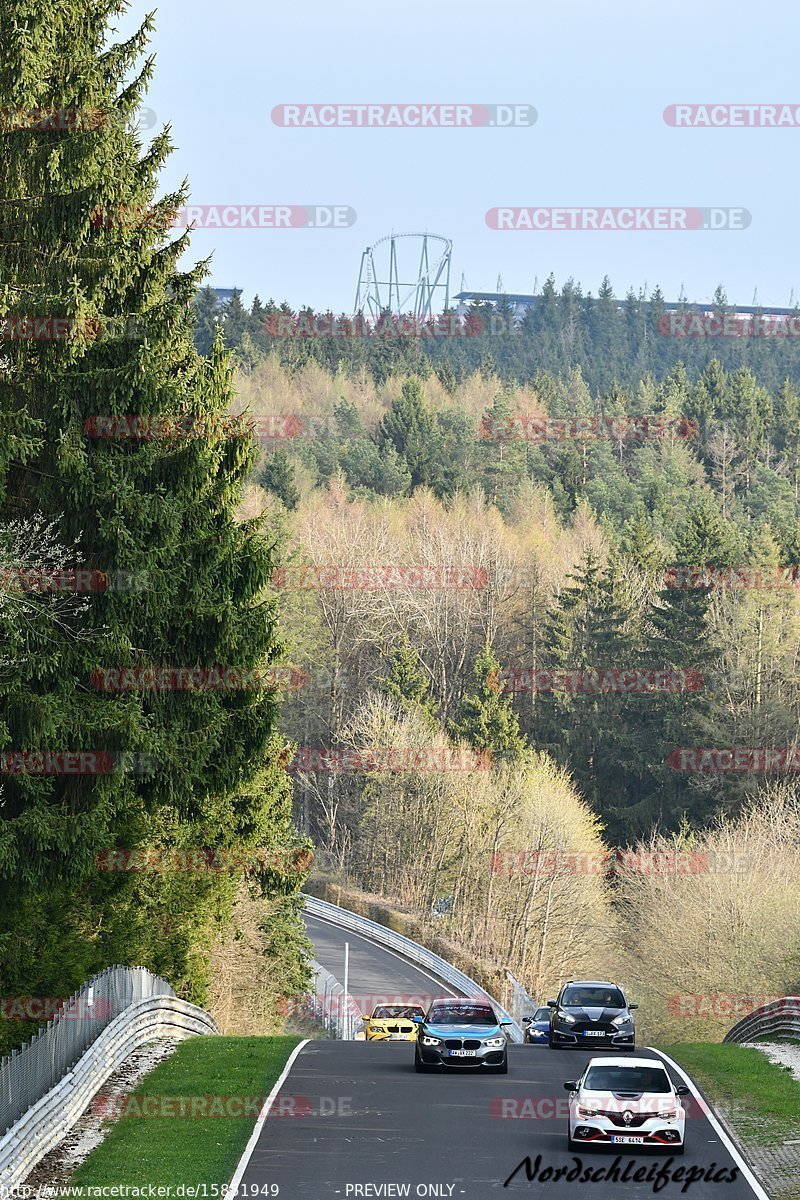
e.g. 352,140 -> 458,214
414,1048 -> 431,1074
673,1142 -> 685,1156
492,1056 -> 508,1074
549,1036 -> 559,1048
567,1133 -> 579,1153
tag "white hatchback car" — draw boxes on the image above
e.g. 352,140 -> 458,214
564,1056 -> 689,1154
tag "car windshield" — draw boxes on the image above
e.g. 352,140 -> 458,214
372,1005 -> 423,1019
533,1008 -> 551,1021
429,1004 -> 497,1025
583,1066 -> 671,1094
561,986 -> 625,1008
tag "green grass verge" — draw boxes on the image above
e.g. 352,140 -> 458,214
71,1035 -> 301,1189
662,1042 -> 800,1145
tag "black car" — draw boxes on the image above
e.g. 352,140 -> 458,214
547,980 -> 637,1050
412,998 -> 512,1073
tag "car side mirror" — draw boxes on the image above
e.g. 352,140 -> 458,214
521,1015 -> 532,1023
629,1003 -> 638,1010
675,1085 -> 690,1096
563,1081 -> 577,1091
547,999 -> 557,1008
500,1018 -> 513,1026
411,1015 -> 424,1024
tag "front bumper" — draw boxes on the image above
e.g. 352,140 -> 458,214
417,1040 -> 507,1068
569,1118 -> 684,1149
366,1028 -> 417,1042
551,1025 -> 634,1048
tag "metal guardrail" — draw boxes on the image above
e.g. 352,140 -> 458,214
0,964 -> 176,1137
303,959 -> 364,1040
0,993 -> 217,1190
505,970 -> 540,1027
302,894 -> 524,1042
723,997 -> 800,1043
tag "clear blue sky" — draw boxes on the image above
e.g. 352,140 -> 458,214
126,0 -> 799,311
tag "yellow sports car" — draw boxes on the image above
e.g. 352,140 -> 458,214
362,1003 -> 426,1041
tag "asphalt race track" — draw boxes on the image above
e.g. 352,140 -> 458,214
303,912 -> 460,1005
232,915 -> 764,1199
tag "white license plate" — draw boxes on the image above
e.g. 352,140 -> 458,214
389,1033 -> 406,1039
610,1136 -> 644,1144
584,1031 -> 605,1037
449,1049 -> 477,1057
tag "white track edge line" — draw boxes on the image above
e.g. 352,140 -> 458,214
228,1038 -> 310,1192
648,1046 -> 770,1200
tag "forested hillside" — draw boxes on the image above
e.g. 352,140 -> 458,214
213,328 -> 800,1032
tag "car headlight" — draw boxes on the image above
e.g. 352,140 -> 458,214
576,1104 -> 597,1117
558,1010 -> 576,1024
612,1014 -> 631,1026
658,1108 -> 677,1120
531,1029 -> 546,1037
484,1036 -> 506,1047
421,1036 -> 441,1047
370,1024 -> 385,1032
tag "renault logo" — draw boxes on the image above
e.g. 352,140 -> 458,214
623,1110 -> 633,1125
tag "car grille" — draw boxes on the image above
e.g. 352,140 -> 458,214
386,1024 -> 413,1033
596,1109 -> 651,1128
443,1038 -> 483,1050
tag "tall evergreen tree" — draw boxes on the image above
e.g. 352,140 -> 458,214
452,645 -> 526,762
0,0 -> 308,1007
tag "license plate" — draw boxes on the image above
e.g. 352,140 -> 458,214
449,1049 -> 477,1057
389,1034 -> 406,1039
610,1136 -> 644,1144
583,1031 -> 605,1037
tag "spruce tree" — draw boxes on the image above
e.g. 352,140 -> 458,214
0,0 -> 308,1005
452,645 -> 526,762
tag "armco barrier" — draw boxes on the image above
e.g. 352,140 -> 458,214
1,963 -> 176,1136
302,894 -> 524,1042
307,958 -> 364,1040
723,997 -> 800,1043
0,994 -> 217,1190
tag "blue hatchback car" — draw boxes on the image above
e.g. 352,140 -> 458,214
413,998 -> 512,1073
